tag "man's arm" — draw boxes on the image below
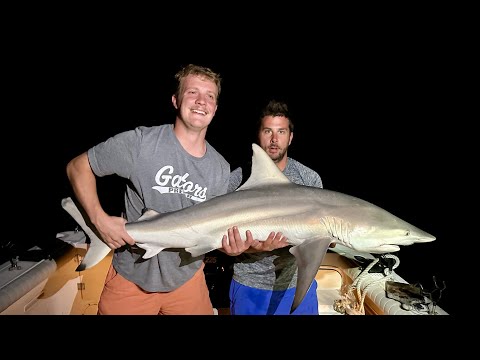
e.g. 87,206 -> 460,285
66,152 -> 135,249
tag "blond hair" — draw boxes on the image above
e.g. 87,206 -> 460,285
174,64 -> 222,102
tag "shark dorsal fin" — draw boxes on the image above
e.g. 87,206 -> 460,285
237,143 -> 291,191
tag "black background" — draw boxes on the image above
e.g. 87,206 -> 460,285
11,18 -> 465,317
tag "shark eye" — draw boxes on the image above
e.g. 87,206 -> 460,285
405,230 -> 410,236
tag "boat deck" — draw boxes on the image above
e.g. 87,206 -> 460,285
0,244 -> 447,315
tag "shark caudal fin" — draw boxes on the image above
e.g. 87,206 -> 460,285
61,197 -> 112,271
289,237 -> 333,314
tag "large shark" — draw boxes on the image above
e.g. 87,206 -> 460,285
61,143 -> 436,313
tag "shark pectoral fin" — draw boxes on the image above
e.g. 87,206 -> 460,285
289,237 -> 333,314
61,197 -> 112,271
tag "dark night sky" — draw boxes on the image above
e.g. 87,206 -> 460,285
15,28 -> 461,315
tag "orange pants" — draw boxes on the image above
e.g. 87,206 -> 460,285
97,262 -> 214,315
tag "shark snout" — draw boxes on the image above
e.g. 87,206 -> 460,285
393,233 -> 435,247
411,227 -> 436,243
417,233 -> 436,243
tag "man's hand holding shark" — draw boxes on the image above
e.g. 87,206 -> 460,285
90,213 -> 135,250
221,227 -> 289,256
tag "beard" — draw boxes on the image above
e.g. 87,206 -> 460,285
267,146 -> 287,163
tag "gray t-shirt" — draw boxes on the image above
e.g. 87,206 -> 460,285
88,124 -> 230,292
229,157 -> 323,290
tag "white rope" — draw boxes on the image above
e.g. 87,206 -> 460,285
335,254 -> 400,315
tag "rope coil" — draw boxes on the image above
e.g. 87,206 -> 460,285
334,254 -> 400,315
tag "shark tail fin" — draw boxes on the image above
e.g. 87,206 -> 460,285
61,197 -> 112,271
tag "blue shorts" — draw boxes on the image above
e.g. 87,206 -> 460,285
229,278 -> 319,315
